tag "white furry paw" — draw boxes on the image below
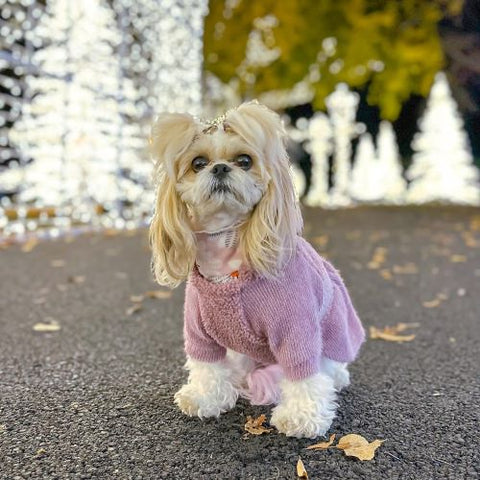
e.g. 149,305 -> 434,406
271,402 -> 334,439
270,373 -> 337,438
174,381 -> 238,419
320,358 -> 351,391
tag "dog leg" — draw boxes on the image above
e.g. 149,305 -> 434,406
271,372 -> 337,438
174,357 -> 239,418
320,358 -> 350,391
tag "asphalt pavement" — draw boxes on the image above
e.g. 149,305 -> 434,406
0,206 -> 479,480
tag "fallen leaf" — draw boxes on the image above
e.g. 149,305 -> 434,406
450,254 -> 467,263
307,433 -> 336,450
383,322 -> 420,335
244,414 -> 273,435
462,231 -> 478,248
126,304 -> 142,316
51,259 -> 65,268
367,247 -> 387,270
369,326 -> 415,343
33,320 -> 61,332
379,269 -> 392,280
313,235 -> 329,248
144,290 -> 172,300
423,292 -> 448,308
130,294 -> 145,303
470,215 -> 480,231
336,434 -> 384,461
296,457 -> 308,478
68,275 -> 86,284
0,424 -> 6,434
35,448 -> 47,458
21,237 -> 39,252
392,263 -> 418,274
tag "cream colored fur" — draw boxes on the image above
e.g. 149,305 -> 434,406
150,101 -> 350,438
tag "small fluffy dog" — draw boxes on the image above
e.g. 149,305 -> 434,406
149,101 -> 365,438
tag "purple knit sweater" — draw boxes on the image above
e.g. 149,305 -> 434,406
184,237 -> 365,381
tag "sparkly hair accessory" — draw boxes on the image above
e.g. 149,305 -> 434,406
201,113 -> 231,134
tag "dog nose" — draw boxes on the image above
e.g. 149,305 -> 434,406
211,163 -> 231,179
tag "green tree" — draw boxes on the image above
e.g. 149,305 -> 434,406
204,0 -> 462,119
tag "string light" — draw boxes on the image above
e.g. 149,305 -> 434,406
0,0 -> 208,238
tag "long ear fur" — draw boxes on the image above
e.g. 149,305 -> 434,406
226,101 -> 303,276
149,113 -> 198,287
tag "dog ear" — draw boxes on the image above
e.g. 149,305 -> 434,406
149,113 -> 198,287
228,101 -> 303,276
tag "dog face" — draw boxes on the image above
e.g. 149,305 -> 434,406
149,101 -> 302,287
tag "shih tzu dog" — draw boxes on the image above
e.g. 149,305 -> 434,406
149,101 -> 364,439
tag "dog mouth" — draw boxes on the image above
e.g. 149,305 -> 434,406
210,182 -> 231,195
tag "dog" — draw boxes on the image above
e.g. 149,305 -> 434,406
149,101 -> 365,438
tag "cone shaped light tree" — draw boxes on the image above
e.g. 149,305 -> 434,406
376,121 -> 406,203
406,72 -> 480,205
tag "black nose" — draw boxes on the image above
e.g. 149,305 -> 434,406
211,163 -> 231,179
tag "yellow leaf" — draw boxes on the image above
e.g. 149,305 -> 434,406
33,320 -> 61,332
336,434 -> 384,461
450,255 -> 467,263
130,295 -> 145,303
296,457 -> 308,478
307,433 -> 336,450
369,326 -> 415,342
392,263 -> 418,274
379,269 -> 392,280
21,237 -> 39,253
126,304 -> 142,316
244,414 -> 273,435
144,290 -> 172,300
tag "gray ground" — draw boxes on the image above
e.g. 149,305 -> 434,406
0,206 -> 479,480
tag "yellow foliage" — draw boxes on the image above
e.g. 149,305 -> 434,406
204,0 -> 461,119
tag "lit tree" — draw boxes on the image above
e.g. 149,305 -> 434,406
376,121 -> 406,203
117,0 -> 208,118
304,112 -> 332,206
326,83 -> 363,205
406,72 -> 480,205
8,0 -> 145,224
349,132 -> 383,202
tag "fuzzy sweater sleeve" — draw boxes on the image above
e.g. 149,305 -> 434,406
183,281 -> 226,363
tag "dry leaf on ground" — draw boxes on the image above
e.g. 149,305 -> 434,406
470,215 -> 480,231
367,247 -> 387,270
21,237 -> 39,252
51,259 -> 65,267
423,292 -> 448,308
336,434 -> 384,461
130,294 -> 145,303
296,457 -> 308,478
244,414 -> 273,435
392,263 -> 418,274
379,269 -> 393,280
0,424 -> 6,434
369,323 -> 418,342
450,254 -> 467,263
144,290 -> 172,300
33,319 -> 61,332
307,433 -> 336,450
126,304 -> 142,316
68,275 -> 86,284
313,235 -> 329,248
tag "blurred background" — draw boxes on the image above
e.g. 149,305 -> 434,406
0,0 -> 479,239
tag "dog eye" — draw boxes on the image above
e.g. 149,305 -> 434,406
235,154 -> 252,170
192,156 -> 208,172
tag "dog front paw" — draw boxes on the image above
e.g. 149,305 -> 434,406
174,382 -> 238,419
271,403 -> 334,439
